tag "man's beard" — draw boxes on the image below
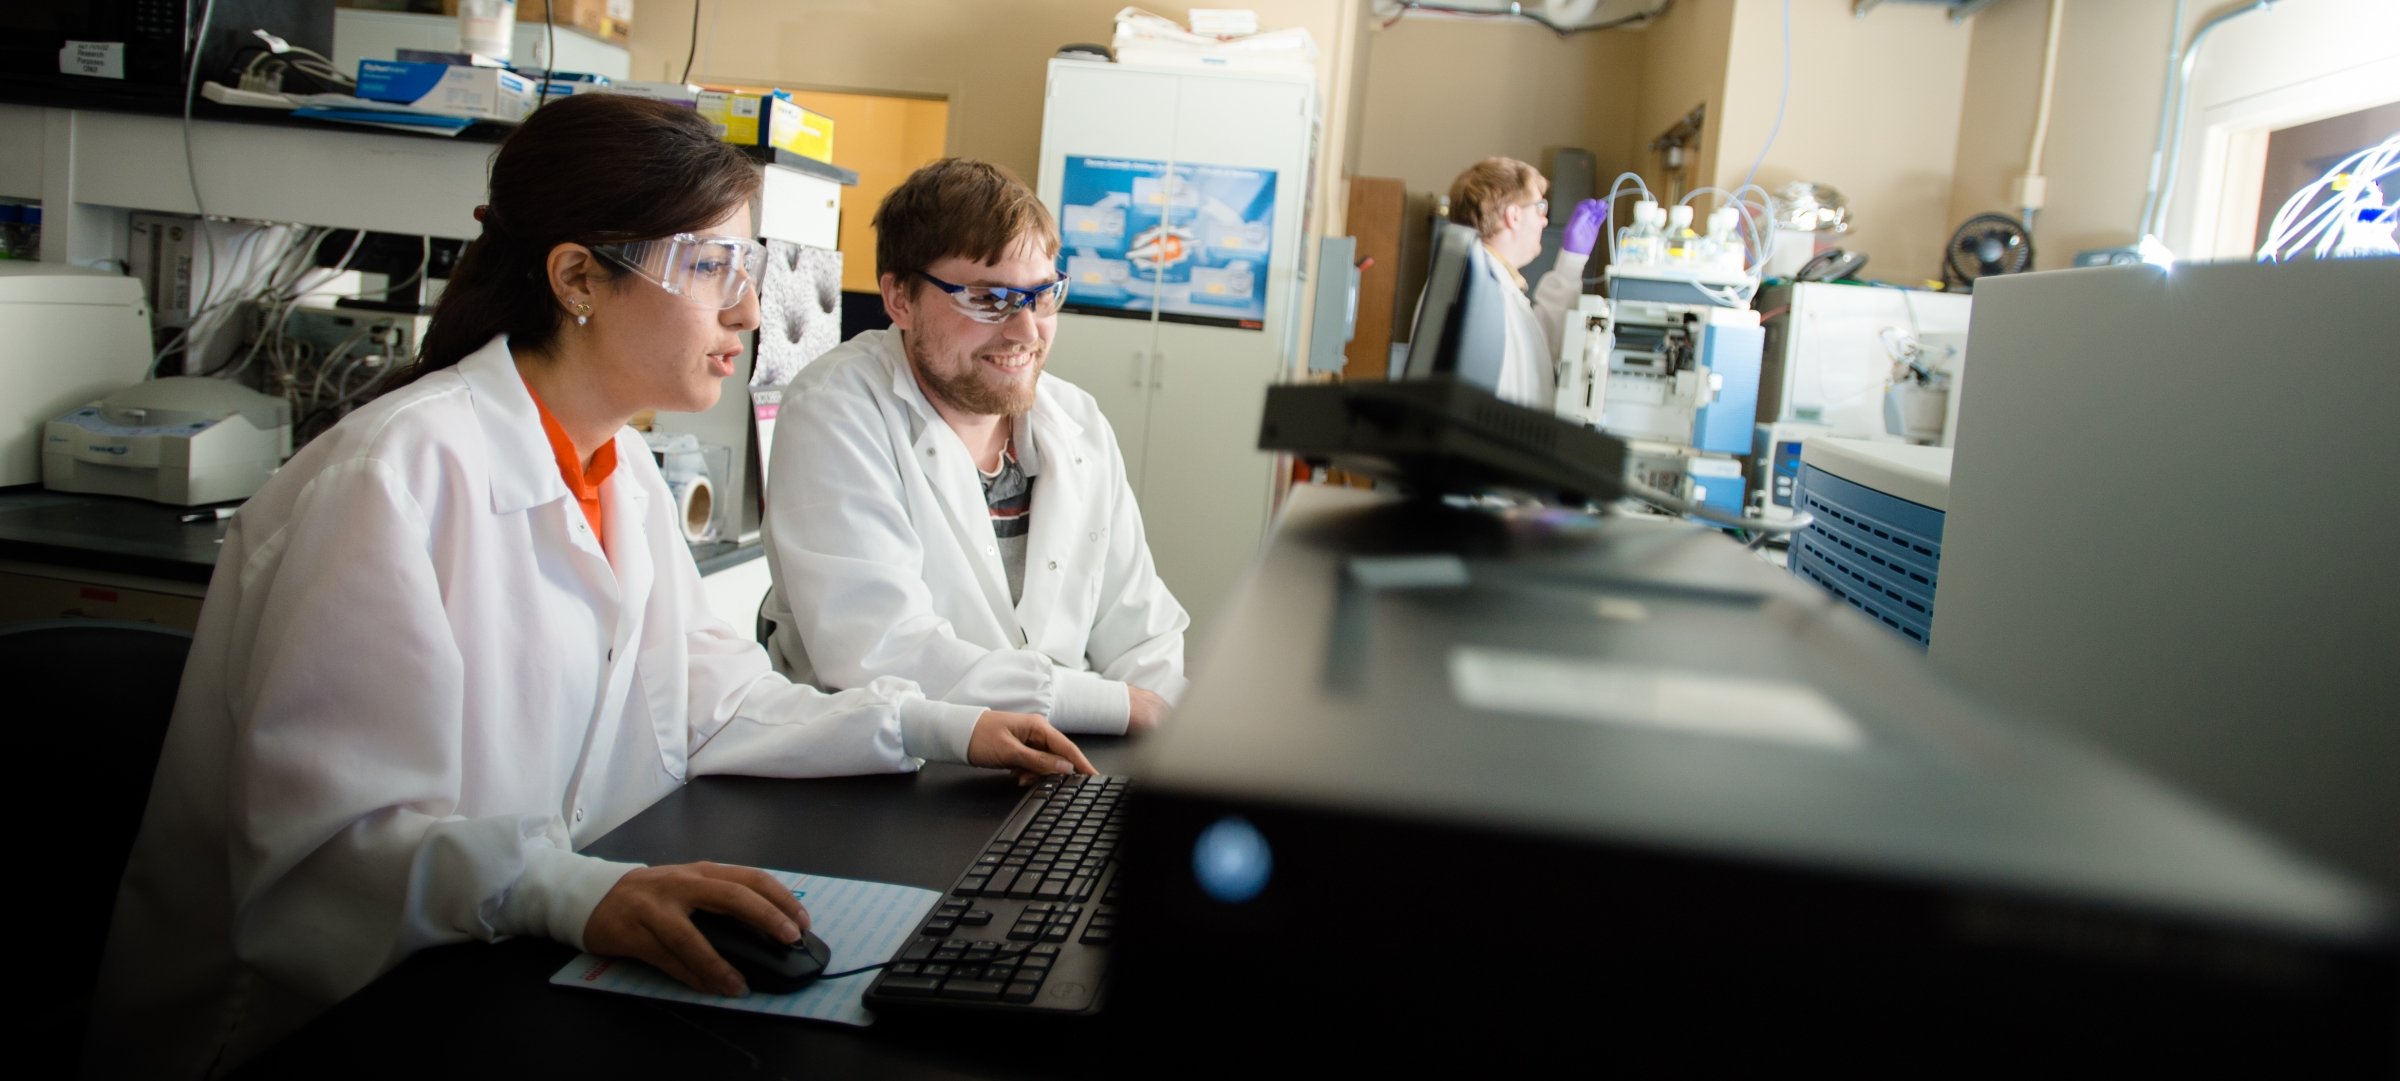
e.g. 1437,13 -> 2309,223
907,335 -> 1042,417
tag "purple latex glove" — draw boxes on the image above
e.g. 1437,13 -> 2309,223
1561,199 -> 1608,256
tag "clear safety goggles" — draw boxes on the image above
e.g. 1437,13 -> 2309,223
590,233 -> 767,310
916,270 -> 1071,324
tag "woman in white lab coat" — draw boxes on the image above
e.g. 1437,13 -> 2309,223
85,95 -> 1092,1080
1444,157 -> 1604,410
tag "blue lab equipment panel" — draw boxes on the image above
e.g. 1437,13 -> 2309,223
1789,462 -> 1944,648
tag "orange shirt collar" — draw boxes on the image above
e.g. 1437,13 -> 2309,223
520,376 -> 617,542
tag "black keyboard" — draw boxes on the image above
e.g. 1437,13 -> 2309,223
864,774 -> 1126,1015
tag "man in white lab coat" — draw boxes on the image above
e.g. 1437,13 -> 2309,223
761,159 -> 1188,738
1445,157 -> 1606,409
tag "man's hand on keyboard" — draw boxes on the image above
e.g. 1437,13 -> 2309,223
969,710 -> 1098,784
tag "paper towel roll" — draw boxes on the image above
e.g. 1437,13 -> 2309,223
670,474 -> 716,544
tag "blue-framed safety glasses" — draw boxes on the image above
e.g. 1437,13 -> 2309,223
916,270 -> 1071,324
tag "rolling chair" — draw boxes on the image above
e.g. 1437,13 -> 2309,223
0,618 -> 193,1068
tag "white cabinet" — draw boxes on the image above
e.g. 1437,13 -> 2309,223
1035,60 -> 1316,634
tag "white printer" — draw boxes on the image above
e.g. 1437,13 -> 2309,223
0,262 -> 156,486
44,377 -> 292,506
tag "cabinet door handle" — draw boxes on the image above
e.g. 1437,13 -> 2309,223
1132,350 -> 1147,388
1151,350 -> 1164,390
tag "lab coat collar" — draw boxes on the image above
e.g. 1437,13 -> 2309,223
869,328 -> 1091,637
460,335 -> 573,517
456,337 -> 654,529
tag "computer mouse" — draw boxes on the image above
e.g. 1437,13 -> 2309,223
689,910 -> 832,995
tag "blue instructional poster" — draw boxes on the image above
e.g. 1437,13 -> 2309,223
1057,155 -> 1277,330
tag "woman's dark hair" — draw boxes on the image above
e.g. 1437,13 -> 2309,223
407,94 -> 761,378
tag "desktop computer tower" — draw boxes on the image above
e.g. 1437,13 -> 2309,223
1108,487 -> 2397,1071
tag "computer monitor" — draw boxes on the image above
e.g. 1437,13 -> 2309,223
1263,223 -> 1625,505
1396,222 -> 1509,391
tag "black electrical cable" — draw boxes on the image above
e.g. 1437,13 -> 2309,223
679,0 -> 703,84
538,1 -> 557,107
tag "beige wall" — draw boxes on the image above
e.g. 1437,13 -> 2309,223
1949,0 -> 2181,269
1350,17 -> 1645,199
779,90 -> 949,292
1713,0 -> 1971,284
1949,0 -> 2400,270
629,1 -> 1361,242
1629,0 -> 1733,205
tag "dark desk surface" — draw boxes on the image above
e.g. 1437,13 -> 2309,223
0,486 -> 761,584
234,742 -> 1148,1081
0,487 -> 229,584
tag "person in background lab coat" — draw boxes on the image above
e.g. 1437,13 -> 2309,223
85,97 -> 1092,1080
1445,157 -> 1607,409
760,159 -> 1188,738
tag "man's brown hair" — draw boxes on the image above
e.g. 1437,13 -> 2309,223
1447,157 -> 1545,240
874,158 -> 1061,286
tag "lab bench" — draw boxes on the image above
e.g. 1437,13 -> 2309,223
0,486 -> 767,633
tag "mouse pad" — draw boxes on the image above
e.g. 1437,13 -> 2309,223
550,869 -> 941,1026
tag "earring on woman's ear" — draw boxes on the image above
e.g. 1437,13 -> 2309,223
573,301 -> 592,327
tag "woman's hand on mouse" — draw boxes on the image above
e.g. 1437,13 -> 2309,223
968,710 -> 1097,785
583,861 -> 808,996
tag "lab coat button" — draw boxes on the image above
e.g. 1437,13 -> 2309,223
1048,560 -> 1059,571
574,807 -> 585,823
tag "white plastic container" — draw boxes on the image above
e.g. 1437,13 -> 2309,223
456,0 -> 517,63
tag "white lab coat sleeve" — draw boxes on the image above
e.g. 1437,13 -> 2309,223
670,528 -> 988,773
1076,408 -> 1191,709
1531,250 -> 1589,365
767,382 -> 1060,736
223,457 -> 638,1004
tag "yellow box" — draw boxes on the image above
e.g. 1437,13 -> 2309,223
774,100 -> 835,164
696,90 -> 834,164
694,89 -> 766,145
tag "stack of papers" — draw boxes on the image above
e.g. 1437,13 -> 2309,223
1188,8 -> 1261,35
201,81 -> 479,136
1112,6 -> 1319,75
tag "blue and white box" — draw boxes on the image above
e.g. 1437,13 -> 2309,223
355,59 -> 536,122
